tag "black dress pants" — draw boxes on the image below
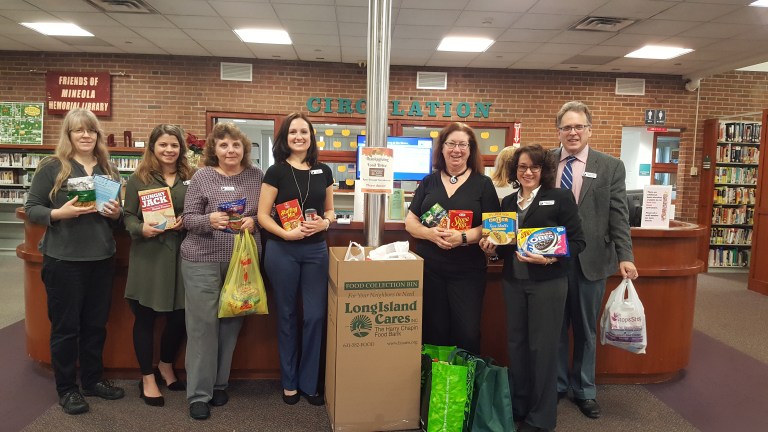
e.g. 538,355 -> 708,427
42,255 -> 115,396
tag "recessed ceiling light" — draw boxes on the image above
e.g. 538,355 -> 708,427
437,37 -> 494,53
749,1 -> 768,7
20,22 -> 93,37
234,28 -> 292,45
625,45 -> 693,60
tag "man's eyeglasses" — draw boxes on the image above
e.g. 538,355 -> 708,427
517,165 -> 542,173
444,141 -> 469,150
70,128 -> 98,136
557,124 -> 590,133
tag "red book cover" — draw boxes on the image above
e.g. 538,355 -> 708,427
276,199 -> 304,230
449,210 -> 473,231
138,187 -> 175,230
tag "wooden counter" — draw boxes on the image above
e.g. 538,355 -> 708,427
17,210 -> 704,383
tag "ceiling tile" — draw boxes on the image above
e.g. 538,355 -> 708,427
144,0 -> 218,16
187,29 -> 241,42
510,13 -> 584,30
537,43 -> 592,55
659,36 -> 719,50
246,43 -> 298,59
337,6 -> 367,23
49,11 -> 121,27
166,15 -> 230,30
400,0 -> 469,11
590,0 -> 677,20
210,2 -> 277,19
290,33 -> 340,46
282,20 -> 338,35
486,41 -> 543,53
391,38 -> 439,50
548,31 -> 615,45
496,28 -> 559,43
393,25 -> 446,39
222,17 -> 283,29
600,33 -> 665,47
196,39 -> 255,58
465,0 -> 538,13
273,4 -> 336,21
0,1 -> 40,11
529,0 -> 610,15
455,11 -> 521,28
444,26 -> 505,39
26,0 -> 95,12
107,13 -> 173,27
621,19 -> 698,36
338,22 -> 366,37
0,9 -> 57,21
712,7 -> 768,25
580,45 -> 634,57
136,27 -> 188,39
653,3 -> 740,22
0,34 -> 35,50
395,9 -> 460,26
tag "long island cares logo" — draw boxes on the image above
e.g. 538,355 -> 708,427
349,315 -> 372,338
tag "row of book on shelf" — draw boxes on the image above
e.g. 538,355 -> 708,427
713,166 -> 757,185
0,153 -> 142,171
713,186 -> 756,205
708,247 -> 750,268
718,121 -> 761,143
712,206 -> 754,225
715,145 -> 760,164
0,188 -> 26,203
710,227 -> 752,246
0,170 -> 33,185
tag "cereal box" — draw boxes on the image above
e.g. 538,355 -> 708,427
139,187 -> 175,230
517,226 -> 569,256
482,212 -> 517,245
448,210 -> 473,231
276,198 -> 304,230
420,203 -> 448,228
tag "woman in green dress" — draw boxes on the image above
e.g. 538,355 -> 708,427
124,124 -> 194,406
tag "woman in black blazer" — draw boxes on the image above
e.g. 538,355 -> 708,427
480,144 -> 585,432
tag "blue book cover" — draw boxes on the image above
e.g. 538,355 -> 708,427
93,175 -> 122,212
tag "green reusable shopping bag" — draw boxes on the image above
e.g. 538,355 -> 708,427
426,360 -> 469,432
453,350 -> 515,432
423,344 -> 456,362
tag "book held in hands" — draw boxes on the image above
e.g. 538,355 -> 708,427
276,198 -> 304,230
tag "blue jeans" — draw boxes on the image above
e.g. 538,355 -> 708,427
264,239 -> 328,396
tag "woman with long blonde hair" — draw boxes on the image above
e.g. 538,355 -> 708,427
24,108 -> 125,415
491,145 -> 518,202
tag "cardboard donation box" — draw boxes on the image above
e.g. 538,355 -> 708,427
326,247 -> 424,432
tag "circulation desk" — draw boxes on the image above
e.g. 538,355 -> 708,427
17,209 -> 704,383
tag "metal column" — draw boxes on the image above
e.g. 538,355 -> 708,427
363,0 -> 393,247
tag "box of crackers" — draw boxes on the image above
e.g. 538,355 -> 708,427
517,226 -> 569,256
482,212 -> 517,245
420,203 -> 448,228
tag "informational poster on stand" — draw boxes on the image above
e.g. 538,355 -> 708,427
641,185 -> 673,228
359,147 -> 394,194
0,102 -> 44,144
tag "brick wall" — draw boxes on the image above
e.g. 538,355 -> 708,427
2,51 -> 768,222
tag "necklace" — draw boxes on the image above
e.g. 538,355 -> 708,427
289,163 -> 311,213
445,167 -> 469,184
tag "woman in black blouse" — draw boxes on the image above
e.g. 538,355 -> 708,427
404,122 -> 500,354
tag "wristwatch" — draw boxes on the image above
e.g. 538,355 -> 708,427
461,232 -> 468,246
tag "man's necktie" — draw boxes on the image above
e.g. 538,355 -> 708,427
560,155 -> 577,190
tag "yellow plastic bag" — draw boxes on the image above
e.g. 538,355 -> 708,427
218,230 -> 268,318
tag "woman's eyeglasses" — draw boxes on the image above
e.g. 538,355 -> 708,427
444,141 -> 469,150
517,165 -> 542,173
70,128 -> 98,136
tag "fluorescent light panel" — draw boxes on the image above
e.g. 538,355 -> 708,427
20,22 -> 93,37
625,45 -> 693,60
437,37 -> 494,53
749,1 -> 768,7
234,29 -> 292,45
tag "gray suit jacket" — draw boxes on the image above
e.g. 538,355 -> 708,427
553,147 -> 634,281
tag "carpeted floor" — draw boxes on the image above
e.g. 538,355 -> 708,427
3,253 -> 768,431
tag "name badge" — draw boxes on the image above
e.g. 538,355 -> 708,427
221,186 -> 235,191
539,200 -> 555,206
584,172 -> 597,179
183,180 -> 191,185
310,169 -> 323,175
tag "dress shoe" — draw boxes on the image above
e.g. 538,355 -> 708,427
83,380 -> 125,400
282,391 -> 300,405
138,380 -> 165,407
154,367 -> 186,391
301,391 -> 324,406
59,390 -> 89,415
189,401 -> 210,420
209,389 -> 229,407
573,398 -> 601,419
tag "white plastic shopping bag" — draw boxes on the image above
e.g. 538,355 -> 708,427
368,241 -> 417,260
344,241 -> 366,261
600,278 -> 647,354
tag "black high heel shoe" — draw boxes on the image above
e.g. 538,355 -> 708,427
139,380 -> 165,407
154,368 -> 186,391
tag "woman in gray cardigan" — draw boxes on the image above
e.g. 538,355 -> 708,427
124,124 -> 194,406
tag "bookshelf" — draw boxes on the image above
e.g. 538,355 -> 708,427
0,144 -> 143,251
698,117 -> 762,271
748,109 -> 768,295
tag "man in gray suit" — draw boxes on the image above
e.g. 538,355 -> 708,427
553,101 -> 639,419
